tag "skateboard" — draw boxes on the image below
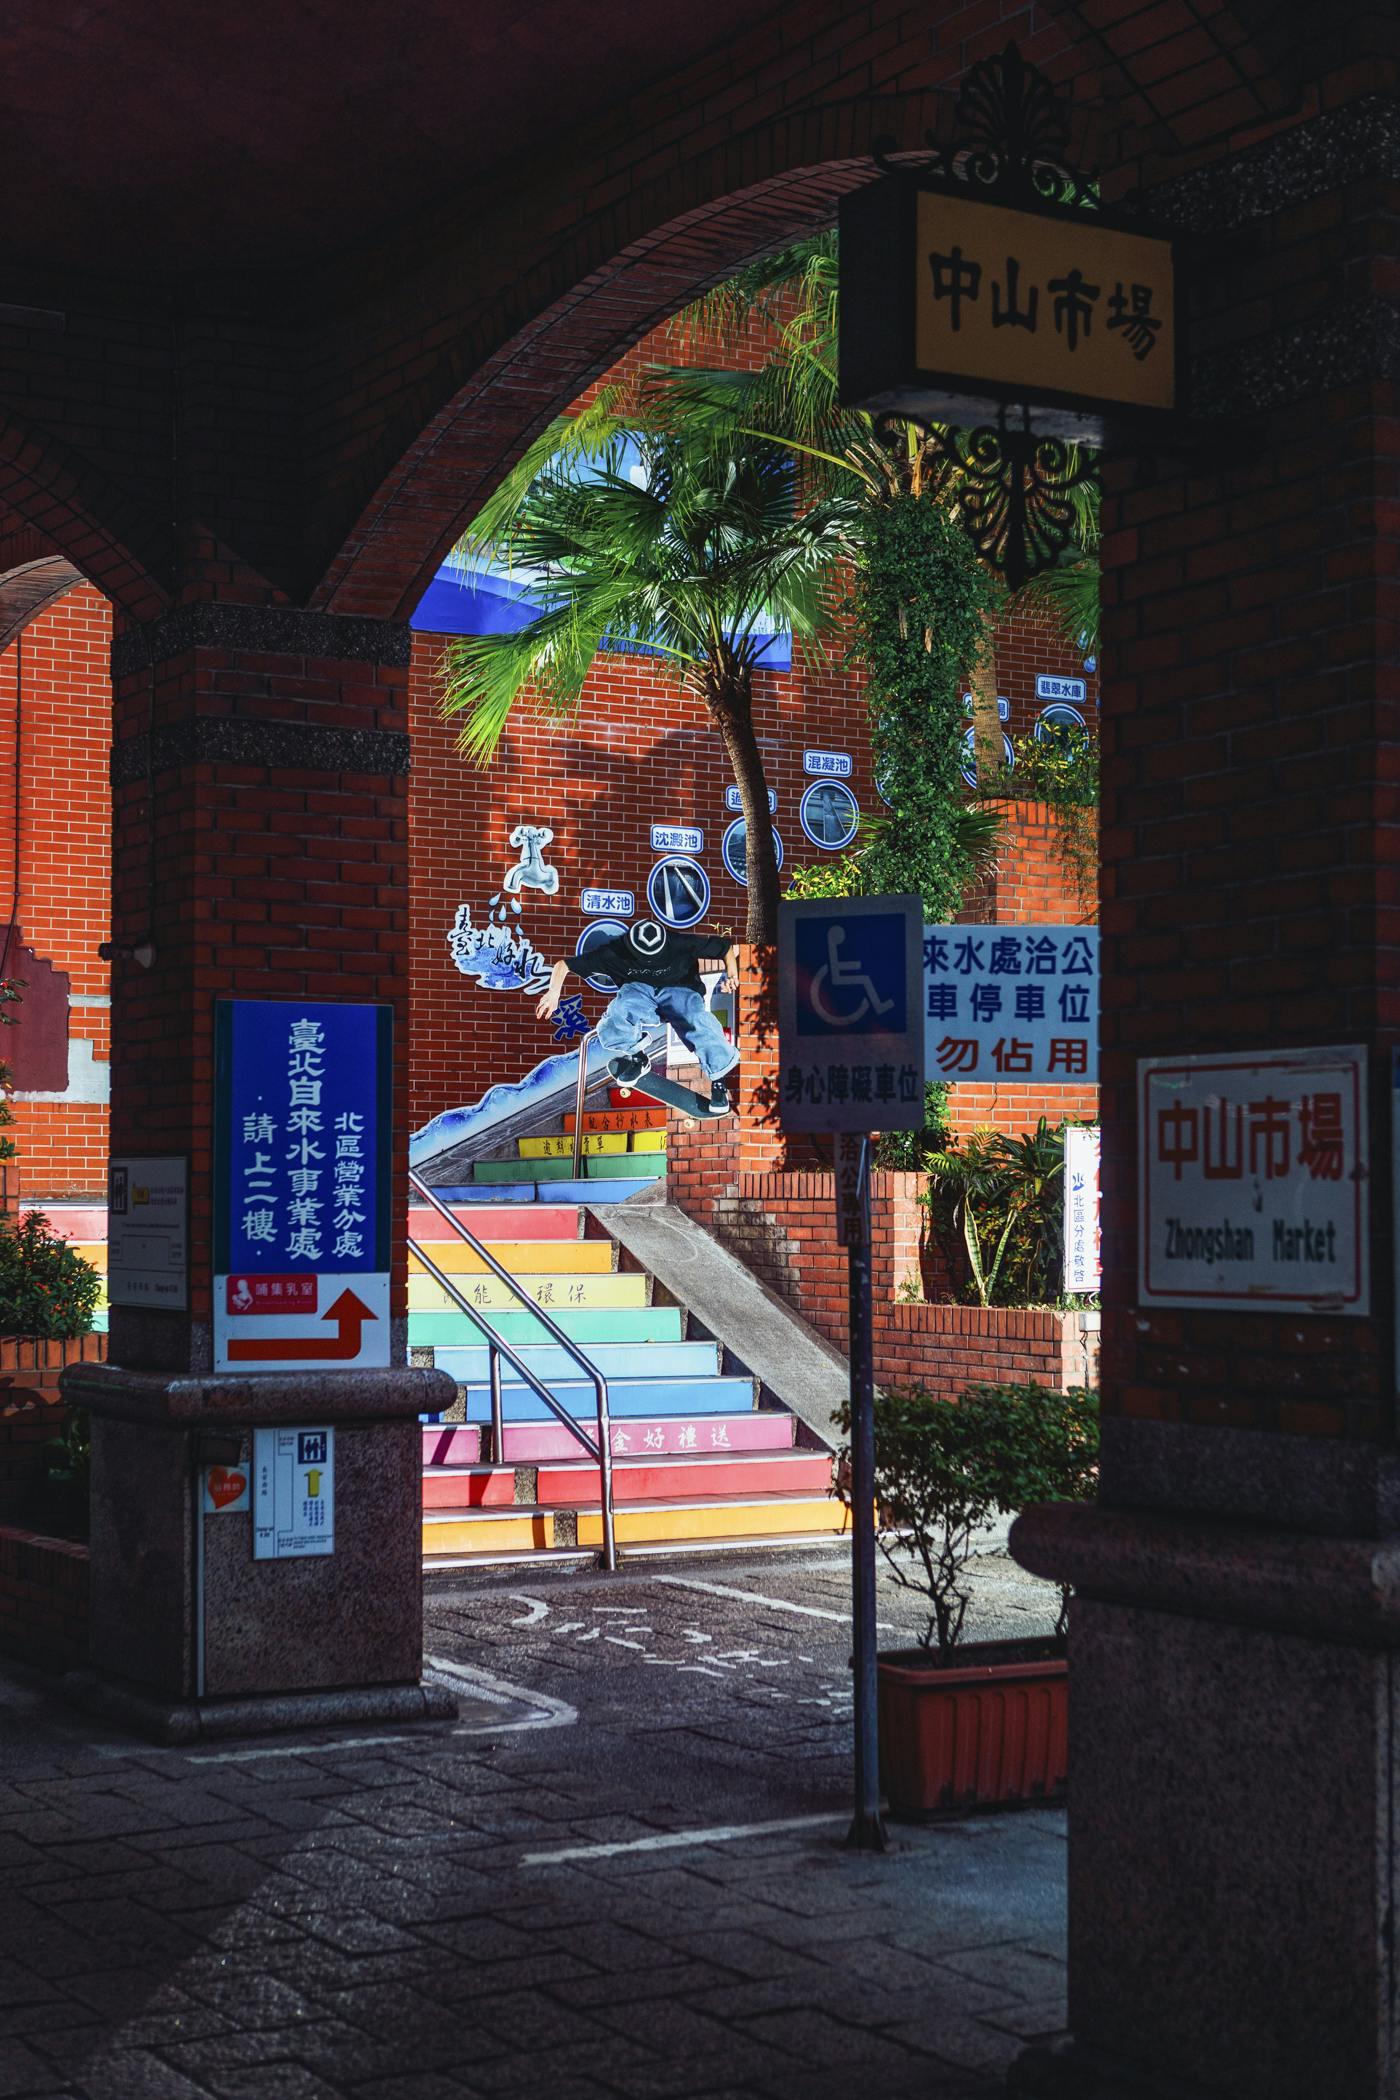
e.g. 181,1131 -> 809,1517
613,1067 -> 731,1121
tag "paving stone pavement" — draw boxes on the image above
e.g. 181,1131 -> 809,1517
0,1547 -> 1068,2098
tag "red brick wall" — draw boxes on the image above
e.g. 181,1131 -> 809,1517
662,1143 -> 1096,1393
0,584 -> 112,1200
0,1525 -> 88,1672
0,1336 -> 104,1519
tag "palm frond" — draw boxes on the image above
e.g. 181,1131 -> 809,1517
452,386 -> 634,562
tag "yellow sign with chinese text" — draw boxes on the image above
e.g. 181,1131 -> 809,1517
915,194 -> 1175,414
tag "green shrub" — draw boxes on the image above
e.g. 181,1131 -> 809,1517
837,1381 -> 1099,1658
873,1082 -> 951,1173
0,1210 -> 102,1338
924,1117 -> 1089,1307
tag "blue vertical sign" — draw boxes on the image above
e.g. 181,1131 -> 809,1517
777,896 -> 926,1134
213,1001 -> 393,1372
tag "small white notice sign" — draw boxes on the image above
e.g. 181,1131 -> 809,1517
1138,1045 -> 1368,1314
107,1156 -> 188,1310
253,1426 -> 335,1559
1063,1125 -> 1101,1294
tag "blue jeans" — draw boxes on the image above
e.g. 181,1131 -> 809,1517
596,982 -> 739,1081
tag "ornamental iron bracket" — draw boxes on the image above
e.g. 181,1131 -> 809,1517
873,41 -> 1098,213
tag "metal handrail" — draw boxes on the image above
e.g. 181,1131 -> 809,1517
571,1029 -> 598,1179
408,1167 -> 616,1571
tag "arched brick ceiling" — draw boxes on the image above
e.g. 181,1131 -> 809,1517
0,0 -> 813,275
0,557 -> 86,652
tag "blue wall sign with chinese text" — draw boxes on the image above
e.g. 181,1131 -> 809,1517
580,888 -> 634,918
924,925 -> 1098,1084
803,750 -> 852,777
651,824 -> 703,854
1036,675 -> 1087,705
213,1002 -> 392,1372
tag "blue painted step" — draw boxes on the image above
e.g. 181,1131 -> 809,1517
434,1340 -> 720,1386
425,1178 -> 659,1205
456,1375 -> 756,1422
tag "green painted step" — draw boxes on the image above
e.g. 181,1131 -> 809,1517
474,1152 -> 666,1184
409,1304 -> 681,1349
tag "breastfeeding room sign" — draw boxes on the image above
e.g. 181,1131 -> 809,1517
1138,1045 -> 1368,1315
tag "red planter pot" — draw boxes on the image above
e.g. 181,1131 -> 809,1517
877,1636 -> 1068,1819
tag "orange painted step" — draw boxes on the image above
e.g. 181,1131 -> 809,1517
536,1450 -> 834,1505
422,1466 -> 515,1510
563,1107 -> 668,1135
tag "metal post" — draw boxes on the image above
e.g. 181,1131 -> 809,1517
572,1033 -> 593,1179
489,1344 -> 505,1465
847,1135 -> 886,1851
595,1376 -> 618,1575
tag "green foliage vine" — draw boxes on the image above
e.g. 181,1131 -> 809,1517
849,495 -> 1001,921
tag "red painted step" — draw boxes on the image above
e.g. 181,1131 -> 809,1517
535,1450 -> 833,1506
422,1465 -> 515,1509
563,1106 -> 668,1134
409,1204 -> 581,1242
499,1414 -> 795,1463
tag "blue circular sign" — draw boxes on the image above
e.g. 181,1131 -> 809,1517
575,919 -> 628,990
799,780 -> 860,851
647,856 -> 710,927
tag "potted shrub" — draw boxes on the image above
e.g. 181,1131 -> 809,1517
837,1379 -> 1098,1818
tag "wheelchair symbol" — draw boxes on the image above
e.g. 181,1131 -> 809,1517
808,927 -> 896,1029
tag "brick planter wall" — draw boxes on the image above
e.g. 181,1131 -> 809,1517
667,1124 -> 1098,1396
0,1525 -> 89,1672
0,1335 -> 104,1518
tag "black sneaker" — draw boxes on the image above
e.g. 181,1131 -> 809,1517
607,1052 -> 650,1085
706,1074 -> 734,1115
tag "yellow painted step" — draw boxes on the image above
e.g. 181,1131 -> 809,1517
71,1244 -> 108,1270
422,1510 -> 555,1555
410,1270 -> 650,1311
630,1131 -> 667,1153
576,1497 -> 849,1548
409,1240 -> 613,1277
520,1133 -> 628,1159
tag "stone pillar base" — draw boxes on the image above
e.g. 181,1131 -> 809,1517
1012,1501 -> 1400,2100
64,1361 -> 457,1714
62,1667 -> 457,1747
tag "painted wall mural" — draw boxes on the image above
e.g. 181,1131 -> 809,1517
447,820 -> 562,993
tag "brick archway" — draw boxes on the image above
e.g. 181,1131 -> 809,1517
0,412 -> 168,625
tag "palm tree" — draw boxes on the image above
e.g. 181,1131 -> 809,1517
659,233 -> 1099,802
439,405 -> 858,942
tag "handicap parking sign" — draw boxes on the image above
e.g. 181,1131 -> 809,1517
778,896 -> 926,1133
793,911 -> 908,1036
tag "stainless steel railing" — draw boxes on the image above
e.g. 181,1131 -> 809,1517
571,1029 -> 599,1179
408,1167 -> 617,1571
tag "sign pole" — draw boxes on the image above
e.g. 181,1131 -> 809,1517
778,895 -> 924,1856
844,1133 -> 886,1851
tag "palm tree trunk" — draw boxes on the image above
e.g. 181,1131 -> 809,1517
705,662 -> 779,943
968,623 -> 1003,789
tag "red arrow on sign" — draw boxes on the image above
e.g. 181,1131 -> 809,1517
225,1288 -> 376,1364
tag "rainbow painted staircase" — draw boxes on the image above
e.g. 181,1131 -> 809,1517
413,1092 -> 844,1564
49,1092 -> 845,1566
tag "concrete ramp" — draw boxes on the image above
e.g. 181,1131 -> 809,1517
589,1201 -> 848,1448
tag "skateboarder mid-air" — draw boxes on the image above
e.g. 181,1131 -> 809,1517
536,921 -> 740,1116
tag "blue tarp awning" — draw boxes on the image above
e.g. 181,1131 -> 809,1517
411,560 -> 792,671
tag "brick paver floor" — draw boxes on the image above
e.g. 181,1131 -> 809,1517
0,1546 -> 1067,2098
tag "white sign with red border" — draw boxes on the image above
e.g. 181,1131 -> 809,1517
213,1270 -> 390,1372
1138,1044 -> 1368,1314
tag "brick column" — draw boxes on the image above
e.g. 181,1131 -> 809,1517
1010,115 -> 1400,2100
62,605 -> 453,1740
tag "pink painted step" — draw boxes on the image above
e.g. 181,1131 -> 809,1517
536,1449 -> 834,1506
422,1424 -> 483,1466
499,1413 -> 796,1464
409,1204 -> 581,1242
422,1465 -> 515,1510
28,1205 -> 107,1241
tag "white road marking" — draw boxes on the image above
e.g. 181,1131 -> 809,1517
508,1595 -> 550,1627
520,1812 -> 846,1866
604,1636 -> 649,1652
655,1573 -> 896,1631
179,1658 -> 577,1762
